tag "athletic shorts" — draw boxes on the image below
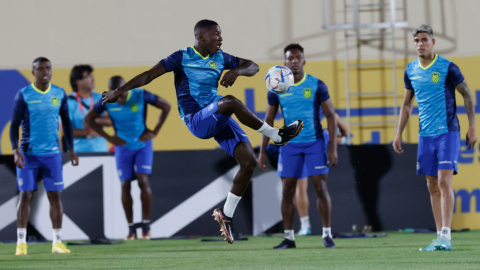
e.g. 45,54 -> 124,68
278,139 -> 329,178
186,100 -> 250,157
115,140 -> 154,181
298,130 -> 331,179
16,153 -> 64,191
417,131 -> 460,177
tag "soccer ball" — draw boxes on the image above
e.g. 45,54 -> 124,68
265,65 -> 294,94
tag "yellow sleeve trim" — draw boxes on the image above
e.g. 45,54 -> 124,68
293,73 -> 307,86
126,90 -> 132,102
31,83 -> 51,94
418,54 -> 437,70
191,46 -> 209,60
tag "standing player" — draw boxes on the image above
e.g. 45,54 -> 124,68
258,44 -> 338,249
10,57 -> 79,255
393,24 -> 477,251
85,76 -> 170,240
101,20 -> 303,244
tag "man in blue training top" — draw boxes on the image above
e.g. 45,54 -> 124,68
101,19 -> 303,244
10,57 -> 79,255
85,76 -> 170,240
393,24 -> 477,251
258,44 -> 338,249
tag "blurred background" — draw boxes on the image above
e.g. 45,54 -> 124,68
0,0 -> 478,241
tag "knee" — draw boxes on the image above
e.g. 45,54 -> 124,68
19,191 -> 33,204
137,176 -> 152,193
427,180 -> 440,194
240,156 -> 257,172
314,183 -> 328,199
121,181 -> 132,193
46,191 -> 61,204
438,177 -> 452,191
222,95 -> 241,107
283,186 -> 296,200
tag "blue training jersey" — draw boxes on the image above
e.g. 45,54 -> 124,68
268,73 -> 330,143
160,46 -> 240,123
10,83 -> 74,155
94,88 -> 159,150
68,91 -> 108,153
404,54 -> 464,137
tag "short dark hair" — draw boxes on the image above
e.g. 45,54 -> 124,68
194,19 -> 218,36
70,65 -> 93,92
412,24 -> 433,37
284,43 -> 304,55
108,75 -> 124,91
33,57 -> 50,64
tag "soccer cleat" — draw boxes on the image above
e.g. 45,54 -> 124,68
435,236 -> 452,251
419,239 -> 438,251
273,239 -> 296,249
15,243 -> 27,255
125,225 -> 136,240
297,228 -> 312,236
323,236 -> 336,248
274,120 -> 304,146
52,242 -> 71,254
212,208 -> 234,244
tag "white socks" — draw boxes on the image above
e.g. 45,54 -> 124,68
300,216 -> 311,231
223,192 -> 241,218
437,231 -> 441,239
17,228 -> 26,245
52,228 -> 62,245
285,230 -> 295,241
441,227 -> 451,241
322,227 -> 332,239
256,122 -> 281,143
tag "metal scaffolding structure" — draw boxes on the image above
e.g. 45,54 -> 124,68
322,0 -> 409,144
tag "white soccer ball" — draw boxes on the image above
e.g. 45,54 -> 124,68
265,65 -> 294,94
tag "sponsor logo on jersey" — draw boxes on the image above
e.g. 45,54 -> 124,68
130,103 -> 138,112
51,97 -> 59,106
410,76 -> 423,80
109,108 -> 122,111
431,72 -> 440,83
303,88 -> 312,99
28,100 -> 42,104
208,61 -> 218,70
187,64 -> 200,67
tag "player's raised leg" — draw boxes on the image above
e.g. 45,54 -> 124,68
217,95 -> 303,146
311,174 -> 335,247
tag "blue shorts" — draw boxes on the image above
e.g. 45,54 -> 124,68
298,130 -> 330,178
16,153 -> 64,191
417,131 -> 460,177
186,100 -> 250,157
115,140 -> 154,181
278,139 -> 329,178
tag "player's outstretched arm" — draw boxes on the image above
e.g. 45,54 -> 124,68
258,104 -> 279,171
393,89 -> 415,154
455,80 -> 477,149
102,62 -> 167,104
139,95 -> 171,142
84,109 -> 126,146
321,98 -> 338,167
220,58 -> 259,88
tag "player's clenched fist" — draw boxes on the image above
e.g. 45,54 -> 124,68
392,136 -> 404,154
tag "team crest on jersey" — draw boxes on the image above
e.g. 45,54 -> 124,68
303,88 -> 312,99
130,103 -> 138,112
208,61 -> 218,70
431,72 -> 440,83
51,97 -> 59,106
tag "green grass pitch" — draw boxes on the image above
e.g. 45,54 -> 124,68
1,231 -> 479,269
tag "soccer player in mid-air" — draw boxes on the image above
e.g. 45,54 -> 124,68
258,44 -> 338,249
10,57 -> 79,255
85,76 -> 171,240
393,24 -> 477,251
101,19 -> 303,244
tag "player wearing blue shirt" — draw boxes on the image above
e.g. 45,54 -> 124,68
86,76 -> 170,240
259,44 -> 338,249
393,24 -> 477,251
68,65 -> 110,153
101,20 -> 303,244
10,57 -> 79,256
